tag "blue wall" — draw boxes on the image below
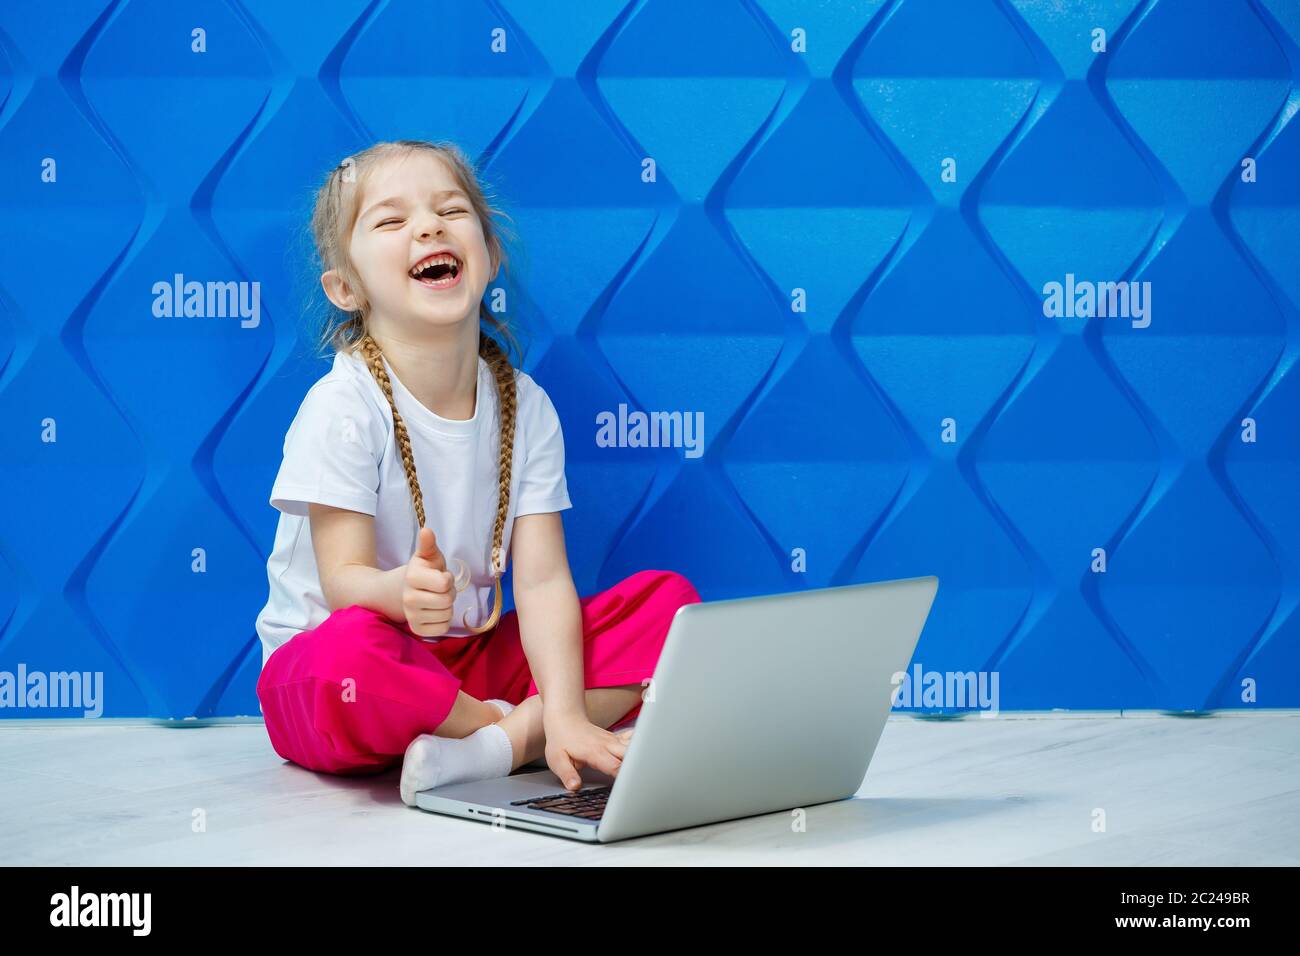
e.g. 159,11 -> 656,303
0,0 -> 1296,718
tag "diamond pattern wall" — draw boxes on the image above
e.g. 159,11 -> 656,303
0,0 -> 1296,719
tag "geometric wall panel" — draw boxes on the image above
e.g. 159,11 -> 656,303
1,0 -> 1295,717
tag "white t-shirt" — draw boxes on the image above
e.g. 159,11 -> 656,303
254,348 -> 572,668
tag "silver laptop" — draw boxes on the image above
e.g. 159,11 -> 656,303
414,574 -> 939,842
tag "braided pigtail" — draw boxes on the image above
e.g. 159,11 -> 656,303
476,332 -> 517,631
357,330 -> 515,634
359,334 -> 426,528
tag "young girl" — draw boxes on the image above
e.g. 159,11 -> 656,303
254,140 -> 701,806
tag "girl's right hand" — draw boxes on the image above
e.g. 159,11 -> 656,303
403,527 -> 457,638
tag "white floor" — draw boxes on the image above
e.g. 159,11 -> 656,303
1,712 -> 1296,865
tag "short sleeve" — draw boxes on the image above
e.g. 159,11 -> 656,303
269,381 -> 381,517
514,382 -> 573,517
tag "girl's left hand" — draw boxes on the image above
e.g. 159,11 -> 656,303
544,716 -> 634,791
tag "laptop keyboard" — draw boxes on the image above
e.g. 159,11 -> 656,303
510,785 -> 612,820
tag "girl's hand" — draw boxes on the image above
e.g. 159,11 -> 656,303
544,715 -> 635,791
403,527 -> 456,638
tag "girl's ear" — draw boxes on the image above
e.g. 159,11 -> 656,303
321,270 -> 356,311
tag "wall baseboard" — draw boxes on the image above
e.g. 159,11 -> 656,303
0,709 -> 1298,727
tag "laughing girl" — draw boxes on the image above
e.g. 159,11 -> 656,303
254,140 -> 700,805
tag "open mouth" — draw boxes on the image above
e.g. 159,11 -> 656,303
409,253 -> 462,290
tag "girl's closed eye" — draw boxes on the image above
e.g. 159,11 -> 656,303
376,210 -> 465,228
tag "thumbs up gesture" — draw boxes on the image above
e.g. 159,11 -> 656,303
402,527 -> 457,638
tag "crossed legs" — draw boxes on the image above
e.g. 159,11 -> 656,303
433,685 -> 644,771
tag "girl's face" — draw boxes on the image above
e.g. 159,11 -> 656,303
325,151 -> 497,334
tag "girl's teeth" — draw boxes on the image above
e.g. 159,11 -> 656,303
409,255 -> 460,279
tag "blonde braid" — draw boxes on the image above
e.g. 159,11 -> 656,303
359,334 -> 426,529
480,333 -> 517,583
357,331 -> 516,634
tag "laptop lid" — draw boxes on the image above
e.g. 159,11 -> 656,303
595,574 -> 939,842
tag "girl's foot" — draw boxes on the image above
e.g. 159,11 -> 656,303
399,723 -> 514,807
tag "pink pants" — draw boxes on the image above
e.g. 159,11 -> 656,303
256,569 -> 702,775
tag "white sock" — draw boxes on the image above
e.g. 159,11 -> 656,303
400,723 -> 515,807
486,698 -> 515,720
